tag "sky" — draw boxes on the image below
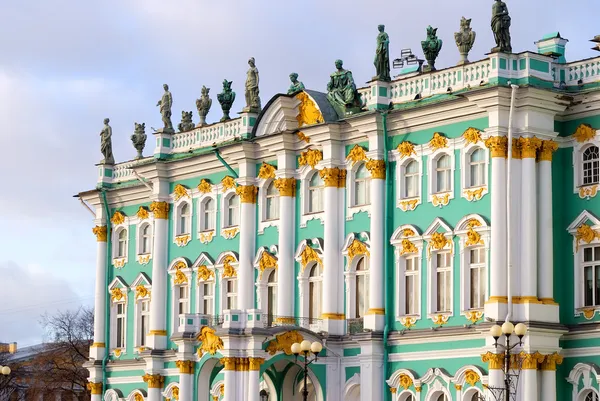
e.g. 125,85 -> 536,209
0,0 -> 597,347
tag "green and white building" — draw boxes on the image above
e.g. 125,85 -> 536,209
80,30 -> 600,401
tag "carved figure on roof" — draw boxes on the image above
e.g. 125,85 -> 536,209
491,0 -> 512,53
178,111 -> 195,132
217,80 -> 236,122
287,72 -> 305,95
100,118 -> 115,165
243,57 -> 261,113
326,59 -> 363,117
421,26 -> 443,72
455,17 -> 476,65
196,86 -> 212,127
131,122 -> 147,159
373,24 -> 391,81
156,84 -> 174,132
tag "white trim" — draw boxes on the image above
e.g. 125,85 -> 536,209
196,192 -> 217,240
129,273 -> 151,350
396,155 -> 423,212
112,222 -> 130,267
423,219 -> 454,320
219,188 -> 240,238
172,198 -> 192,246
162,382 -> 179,401
216,251 -> 239,311
254,245 -> 279,314
193,253 -> 216,315
168,258 -> 192,332
300,167 -> 325,228
427,148 -> 455,208
343,373 -> 361,400
342,232 -> 371,319
390,225 -> 424,322
573,135 -> 600,195
135,219 -> 153,265
460,143 -> 489,202
345,160 -> 372,220
257,178 -> 280,234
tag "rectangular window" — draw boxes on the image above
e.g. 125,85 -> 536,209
178,286 -> 190,315
405,175 -> 418,198
140,300 -> 150,346
470,163 -> 485,187
116,303 -> 126,348
436,252 -> 452,312
309,188 -> 323,213
583,246 -> 600,306
469,248 -> 487,309
226,280 -> 237,310
203,283 -> 214,314
405,256 -> 419,315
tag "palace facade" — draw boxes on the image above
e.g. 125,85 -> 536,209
80,28 -> 600,401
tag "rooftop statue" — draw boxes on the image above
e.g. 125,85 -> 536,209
131,122 -> 147,160
326,59 -> 363,117
243,57 -> 261,113
373,24 -> 391,81
156,84 -> 174,132
99,118 -> 115,165
287,72 -> 305,95
217,80 -> 236,122
421,26 -> 443,72
491,0 -> 512,53
455,17 -> 476,65
178,111 -> 195,132
196,86 -> 212,127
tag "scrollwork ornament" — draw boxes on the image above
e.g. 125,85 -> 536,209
257,163 -> 276,179
197,326 -> 224,357
462,127 -> 481,144
221,176 -> 237,191
298,149 -> 323,169
397,141 -> 417,158
400,239 -> 418,255
346,144 -> 368,166
399,374 -> 413,390
111,287 -> 125,302
573,123 -> 597,143
575,224 -> 600,251
300,245 -> 322,272
136,207 -> 149,220
265,330 -> 304,355
111,211 -> 126,225
198,179 -> 213,194
429,132 -> 448,150
173,184 -> 189,201
197,265 -> 215,282
258,251 -> 278,279
222,255 -> 237,278
135,285 -> 150,299
347,239 -> 370,261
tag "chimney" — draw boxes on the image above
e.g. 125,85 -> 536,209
8,342 -> 17,354
535,32 -> 569,63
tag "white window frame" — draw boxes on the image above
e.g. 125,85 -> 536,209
390,225 -> 424,321
342,233 -> 372,319
193,252 -> 216,315
197,194 -> 217,235
427,149 -> 456,207
345,161 -> 372,220
254,246 -> 279,315
216,252 -> 240,311
168,259 -> 192,332
461,144 -> 489,202
573,138 -> 600,199
130,273 -> 152,350
258,179 -> 280,234
111,215 -> 130,267
423,218 -> 454,319
390,146 -> 424,212
300,168 -> 325,228
173,200 -> 192,243
295,239 -> 325,330
220,189 -> 240,234
567,363 -> 600,401
135,221 -> 153,265
108,278 -> 129,354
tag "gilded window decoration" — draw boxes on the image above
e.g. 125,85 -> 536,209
135,285 -> 150,299
111,211 -> 126,225
136,207 -> 149,220
400,239 -> 418,255
399,316 -> 417,329
257,162 -> 277,179
464,187 -> 485,202
397,141 -> 417,158
432,314 -> 450,325
573,123 -> 597,143
575,224 -> 600,251
173,184 -> 190,201
221,176 -> 237,191
579,185 -> 599,200
175,234 -> 191,247
198,179 -> 213,194
538,139 -> 559,162
428,232 -> 452,257
464,369 -> 480,386
299,245 -> 323,273
173,267 -> 188,285
297,131 -> 310,143
346,239 -> 370,261
465,310 -> 483,324
484,136 -> 508,158
197,265 -> 215,282
111,287 -> 125,302
222,227 -> 239,239
222,255 -> 237,278
462,127 -> 482,144
199,231 -> 215,244
429,132 -> 448,150
346,144 -> 368,166
465,219 -> 484,246
399,374 -> 413,390
399,199 -> 419,212
257,251 -> 278,279
298,149 -> 323,169
432,193 -> 451,207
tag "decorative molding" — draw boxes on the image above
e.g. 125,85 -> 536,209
431,314 -> 450,326
298,149 -> 323,169
346,144 -> 368,166
431,193 -> 451,207
400,239 -> 418,255
464,187 -> 486,202
346,239 -> 370,262
579,185 -> 599,200
136,207 -> 149,220
397,141 -> 417,158
572,123 -> 597,143
399,316 -> 417,329
142,374 -> 164,389
199,231 -> 215,244
221,176 -> 237,191
257,250 -> 278,279
299,245 -> 323,273
222,227 -> 239,240
111,211 -> 126,225
575,224 -> 600,251
197,265 -> 215,282
519,351 -> 545,370
111,288 -> 125,302
197,326 -> 223,357
258,162 -> 277,179
464,369 -> 480,386
86,382 -> 102,395
135,285 -> 150,300
465,310 -> 483,324
465,219 -> 484,246
399,199 -> 419,212
174,234 -> 191,247
399,374 -> 413,390
149,201 -> 169,219
197,179 -> 213,194
173,184 -> 189,201
297,131 -> 310,143
538,139 -> 559,161
113,258 -> 126,269
173,266 -> 188,285
222,255 -> 237,278
462,128 -> 481,144
93,225 -> 108,242
265,331 -> 304,355
296,91 -> 324,127
429,132 -> 448,150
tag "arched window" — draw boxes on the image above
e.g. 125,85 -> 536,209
468,392 -> 482,401
399,394 -> 415,401
201,198 -> 215,231
225,195 -> 239,227
354,164 -> 370,206
265,181 -> 279,220
470,247 -> 487,309
583,146 -> 600,185
436,155 -> 452,193
308,172 -> 324,213
435,393 -> 448,401
469,148 -> 486,187
115,301 -> 126,348
140,225 -> 151,254
584,391 -> 600,401
117,229 -> 127,258
178,203 -> 191,235
308,264 -> 323,321
404,160 -> 419,198
355,257 -> 370,318
583,246 -> 600,307
267,269 -> 278,324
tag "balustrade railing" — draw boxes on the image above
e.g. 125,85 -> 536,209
346,318 -> 364,335
171,118 -> 242,153
261,315 -> 323,330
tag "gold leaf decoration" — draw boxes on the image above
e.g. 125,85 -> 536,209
400,239 -> 418,255
579,185 -> 599,200
432,193 -> 450,207
397,142 -> 417,158
465,310 -> 483,324
465,220 -> 484,247
429,132 -> 448,150
299,245 -> 322,272
366,159 -> 386,179
484,136 -> 508,158
236,185 -> 258,203
111,287 -> 125,302
573,123 -> 597,143
518,137 -> 542,159
464,369 -> 480,386
295,91 -> 324,127
400,316 -> 417,329
297,131 -> 310,143
399,199 -> 419,211
274,178 -> 296,197
258,162 -> 276,179
221,176 -> 237,191
135,285 -> 150,299
222,227 -> 239,239
199,231 -> 215,244
198,179 -> 213,194
173,184 -> 189,201
136,207 -> 149,220
403,228 -> 416,237
582,308 -> 596,320
174,267 -> 188,285
346,144 -> 368,166
463,128 -> 482,144
92,225 -> 108,242
258,251 -> 278,279
111,211 -> 126,225
175,234 -> 191,247
347,239 -> 370,261
430,232 -> 450,251
197,265 -> 215,282
399,374 -> 413,390
298,149 -> 323,169
196,326 -> 224,357
575,224 -> 600,251
432,314 -> 449,325
265,330 -> 304,355
149,201 -> 169,219
222,255 -> 237,278
464,187 -> 486,201
172,387 -> 179,401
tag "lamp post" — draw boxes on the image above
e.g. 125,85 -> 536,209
486,322 -> 528,401
0,366 -> 10,376
259,389 -> 268,401
291,340 -> 322,401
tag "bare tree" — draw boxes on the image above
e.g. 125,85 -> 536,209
0,350 -> 28,401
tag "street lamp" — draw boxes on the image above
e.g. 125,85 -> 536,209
0,366 -> 11,375
487,322 -> 528,401
259,389 -> 268,401
291,340 -> 322,401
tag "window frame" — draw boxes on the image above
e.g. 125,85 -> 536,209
168,259 -> 192,333
108,281 -> 128,353
216,252 -> 240,311
461,144 -> 490,202
172,199 -> 192,246
396,155 -> 423,212
427,149 -> 455,207
257,179 -> 280,234
423,219 -> 455,320
300,169 -> 325,227
569,212 -> 600,316
583,145 -> 600,186
345,161 -> 372,220
198,195 -> 217,233
391,225 -> 424,322
193,254 -> 216,315
573,138 -> 600,199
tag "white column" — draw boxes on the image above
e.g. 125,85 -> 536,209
521,366 -> 539,401
222,358 -> 237,401
148,202 -> 169,350
90,225 -> 107,360
248,358 -> 263,401
147,388 -> 161,401
520,138 -> 542,302
510,139 -> 522,303
482,352 -> 504,399
358,340 -> 384,401
537,141 -> 558,303
484,137 -> 508,319
177,361 -> 193,401
87,383 -> 103,401
365,160 -> 385,331
275,178 -> 296,319
238,186 -> 257,310
321,167 -> 344,334
540,353 -> 562,401
144,375 -> 164,401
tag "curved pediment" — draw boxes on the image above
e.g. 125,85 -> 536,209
253,90 -> 338,138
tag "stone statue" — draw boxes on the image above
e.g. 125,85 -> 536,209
131,122 -> 147,159
421,26 -> 443,72
156,84 -> 174,132
326,59 -> 363,117
195,86 -> 212,126
287,72 -> 305,95
243,57 -> 261,113
217,80 -> 236,122
178,111 -> 195,132
454,17 -> 476,65
491,0 -> 512,53
373,24 -> 391,81
100,118 -> 115,164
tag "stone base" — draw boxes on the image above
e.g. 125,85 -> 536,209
321,317 -> 345,335
147,332 -> 167,350
364,313 -> 385,332
89,345 -> 106,360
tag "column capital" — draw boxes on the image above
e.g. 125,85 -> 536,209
92,225 -> 108,242
149,201 -> 170,219
538,140 -> 559,162
249,357 -> 265,371
234,357 -> 250,371
511,138 -> 522,159
87,382 -> 103,395
274,178 -> 296,197
518,137 -> 542,159
319,167 -> 346,187
540,352 -> 564,371
176,360 -> 195,374
485,136 -> 508,158
236,185 -> 258,203
519,351 -> 545,370
142,373 -> 165,388
481,351 -> 504,369
219,357 -> 237,371
366,159 -> 386,179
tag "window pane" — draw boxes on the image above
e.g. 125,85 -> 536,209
585,266 -> 594,306
356,275 -> 364,318
596,265 -> 600,307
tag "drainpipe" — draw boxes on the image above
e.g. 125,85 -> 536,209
213,149 -> 238,178
100,190 -> 112,393
505,84 -> 519,323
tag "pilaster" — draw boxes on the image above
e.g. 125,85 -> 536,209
540,352 -> 563,401
143,374 -> 164,401
275,176 -> 296,319
358,337 -> 384,401
148,200 -> 169,349
176,361 -> 194,401
366,80 -> 391,110
237,184 -> 258,311
90,224 -> 107,360
153,130 -> 173,159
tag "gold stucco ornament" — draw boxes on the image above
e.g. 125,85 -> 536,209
257,162 -> 276,179
222,255 -> 237,278
222,227 -> 239,239
575,224 -> 600,251
481,351 -> 504,369
173,265 -> 188,285
87,382 -> 103,395
149,201 -> 169,219
197,265 -> 215,282
366,159 -> 386,179
399,374 -> 413,390
299,245 -> 322,273
397,141 -> 417,158
135,285 -> 150,299
399,199 -> 419,212
172,387 -> 179,401
221,176 -> 237,191
400,239 -> 418,255
464,187 -> 485,201
199,231 -> 215,244
573,123 -> 597,143
198,179 -> 213,194
265,330 -> 304,355
400,316 -> 417,329
111,211 -> 126,225
299,149 -> 323,169
465,219 -> 484,246
465,310 -> 483,324
403,228 -> 415,237
176,360 -> 195,374
464,369 -> 480,386
429,132 -> 448,150
346,144 -> 368,166
579,185 -> 599,200
484,136 -> 508,158
134,393 -> 144,401
92,225 -> 108,242
197,326 -> 224,357
142,374 -> 164,389
173,184 -> 189,201
432,193 -> 450,207
236,185 -> 258,203
274,178 -> 296,197
538,139 -> 558,161
347,239 -> 370,261
462,127 -> 482,144
136,206 -> 149,220
297,131 -> 310,143
258,251 -> 278,279
295,91 -> 324,127
518,137 -> 542,159
111,287 -> 125,302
